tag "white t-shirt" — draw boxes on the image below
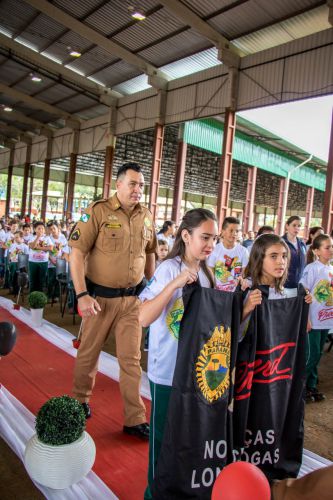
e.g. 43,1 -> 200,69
8,243 -> 29,262
300,260 -> 333,329
3,232 -> 15,257
28,235 -> 53,263
49,233 -> 68,268
23,234 -> 34,245
139,256 -> 211,386
207,242 -> 249,292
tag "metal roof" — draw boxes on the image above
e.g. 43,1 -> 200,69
0,0 -> 330,143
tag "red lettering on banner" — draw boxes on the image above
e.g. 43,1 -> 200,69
318,308 -> 333,322
235,342 -> 296,400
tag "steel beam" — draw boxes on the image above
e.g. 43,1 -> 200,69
243,166 -> 257,233
171,125 -> 187,225
149,123 -> 165,220
216,109 -> 236,232
322,110 -> 333,233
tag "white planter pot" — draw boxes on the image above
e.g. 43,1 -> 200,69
30,308 -> 44,327
24,431 -> 96,489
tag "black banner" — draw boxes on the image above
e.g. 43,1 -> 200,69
152,284 -> 242,499
233,285 -> 309,481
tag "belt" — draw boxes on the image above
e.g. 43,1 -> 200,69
86,278 -> 146,298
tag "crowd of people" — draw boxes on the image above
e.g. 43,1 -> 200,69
0,162 -> 332,497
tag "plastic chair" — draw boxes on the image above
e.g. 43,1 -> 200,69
60,264 -> 77,324
51,258 -> 67,306
15,254 -> 29,305
17,253 -> 29,272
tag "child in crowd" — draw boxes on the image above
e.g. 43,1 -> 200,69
47,221 -> 69,301
22,223 -> 33,245
8,230 -> 29,293
156,239 -> 169,267
28,221 -> 53,293
282,215 -> 307,289
300,234 -> 333,403
207,216 -> 249,292
1,221 -> 19,288
139,208 -> 218,500
241,234 -> 312,319
305,226 -> 324,250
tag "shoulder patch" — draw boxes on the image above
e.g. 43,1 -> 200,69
91,199 -> 107,208
70,228 -> 81,241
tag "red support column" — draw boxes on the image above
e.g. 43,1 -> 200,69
103,144 -> 115,199
171,127 -> 187,225
322,111 -> 333,233
243,166 -> 257,233
304,187 -> 314,239
28,165 -> 34,217
63,173 -> 68,220
149,123 -> 165,221
41,159 -> 50,221
21,161 -> 30,217
5,148 -> 14,217
216,109 -> 236,233
65,153 -> 77,220
276,177 -> 289,236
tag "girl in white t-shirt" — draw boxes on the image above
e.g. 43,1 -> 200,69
139,208 -> 218,500
300,234 -> 333,403
241,234 -> 312,325
28,222 -> 53,292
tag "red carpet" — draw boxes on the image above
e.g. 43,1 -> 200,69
0,307 -> 150,499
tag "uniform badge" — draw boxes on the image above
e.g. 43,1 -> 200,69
106,223 -> 122,229
108,214 -> 118,221
71,229 -> 81,241
80,213 -> 90,223
195,325 -> 231,403
144,217 -> 152,228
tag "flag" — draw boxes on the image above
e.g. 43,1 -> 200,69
233,285 -> 309,481
152,283 -> 242,499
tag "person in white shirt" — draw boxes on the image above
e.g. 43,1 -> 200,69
156,220 -> 176,251
139,208 -> 218,500
1,221 -> 19,288
300,234 -> 333,403
207,216 -> 249,292
22,223 -> 34,245
28,221 -> 53,292
47,221 -> 68,300
8,230 -> 29,293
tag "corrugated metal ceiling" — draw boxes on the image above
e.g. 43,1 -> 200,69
0,0 -> 330,132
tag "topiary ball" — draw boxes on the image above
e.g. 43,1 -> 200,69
36,395 -> 86,446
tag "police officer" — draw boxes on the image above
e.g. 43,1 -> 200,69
69,162 -> 156,440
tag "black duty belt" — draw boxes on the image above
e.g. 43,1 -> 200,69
86,278 -> 146,298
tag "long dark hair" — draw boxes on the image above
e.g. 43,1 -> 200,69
167,208 -> 216,288
306,233 -> 331,264
244,234 -> 290,292
158,220 -> 175,235
306,226 -> 323,245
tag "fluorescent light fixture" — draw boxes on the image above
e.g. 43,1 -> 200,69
67,46 -> 82,57
3,106 -> 13,112
30,73 -> 42,82
131,11 -> 146,20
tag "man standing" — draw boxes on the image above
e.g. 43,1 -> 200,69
69,162 -> 156,440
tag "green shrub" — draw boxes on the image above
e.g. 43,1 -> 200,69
36,395 -> 86,445
28,291 -> 48,309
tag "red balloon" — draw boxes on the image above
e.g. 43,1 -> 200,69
211,462 -> 270,500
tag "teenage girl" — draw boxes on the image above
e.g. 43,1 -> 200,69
139,208 -> 218,500
242,234 -> 312,321
282,216 -> 307,289
300,234 -> 333,403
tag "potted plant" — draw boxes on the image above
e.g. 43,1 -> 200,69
28,291 -> 48,327
24,395 -> 96,489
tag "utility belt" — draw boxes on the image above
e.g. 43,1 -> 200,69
86,278 -> 146,298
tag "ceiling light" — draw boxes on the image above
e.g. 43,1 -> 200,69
131,10 -> 146,20
30,72 -> 42,82
3,106 -> 13,112
128,4 -> 146,20
67,46 -> 82,58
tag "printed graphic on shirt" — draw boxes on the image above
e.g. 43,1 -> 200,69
166,296 -> 184,340
195,325 -> 231,403
214,255 -> 243,291
144,217 -> 152,228
80,213 -> 90,223
314,277 -> 333,306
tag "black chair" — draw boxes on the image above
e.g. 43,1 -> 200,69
51,258 -> 67,306
15,254 -> 29,305
327,332 -> 333,353
60,264 -> 77,324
